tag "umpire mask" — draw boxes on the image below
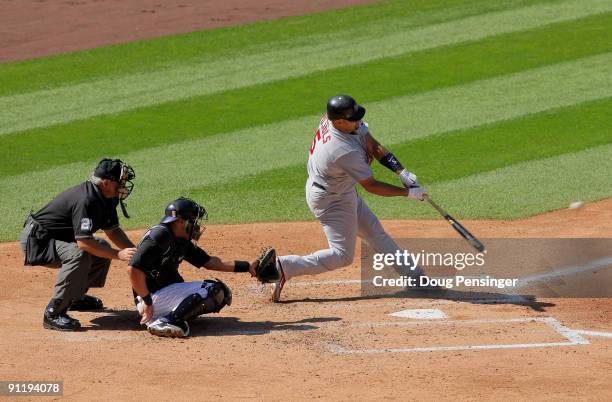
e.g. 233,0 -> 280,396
117,163 -> 136,201
94,158 -> 136,218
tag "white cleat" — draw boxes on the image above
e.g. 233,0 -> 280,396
147,319 -> 190,338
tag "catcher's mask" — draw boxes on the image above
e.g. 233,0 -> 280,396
93,158 -> 136,218
160,197 -> 208,242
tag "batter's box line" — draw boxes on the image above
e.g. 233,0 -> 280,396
248,279 -> 529,304
322,317 -> 589,354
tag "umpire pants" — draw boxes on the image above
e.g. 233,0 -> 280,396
20,225 -> 111,312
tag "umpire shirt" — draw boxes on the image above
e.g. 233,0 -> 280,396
129,224 -> 211,294
33,180 -> 120,243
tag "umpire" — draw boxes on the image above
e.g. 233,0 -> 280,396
20,159 -> 137,331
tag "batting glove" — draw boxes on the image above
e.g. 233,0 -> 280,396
399,169 -> 419,188
407,186 -> 427,201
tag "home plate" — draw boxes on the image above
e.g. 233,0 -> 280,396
389,309 -> 447,319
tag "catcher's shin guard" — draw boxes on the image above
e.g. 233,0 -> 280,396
169,280 -> 232,322
169,293 -> 206,322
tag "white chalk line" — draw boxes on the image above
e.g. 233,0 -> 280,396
571,329 -> 612,338
542,316 -> 590,344
286,276 -> 500,286
249,278 -> 530,303
324,341 -> 583,354
350,317 -> 546,327
257,253 -> 612,299
514,256 -> 612,289
323,317 -> 590,354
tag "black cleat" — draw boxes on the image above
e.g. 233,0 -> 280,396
43,311 -> 81,331
44,298 -> 81,331
70,295 -> 103,311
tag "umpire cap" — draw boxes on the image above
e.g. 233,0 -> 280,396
94,158 -> 134,182
326,95 -> 366,121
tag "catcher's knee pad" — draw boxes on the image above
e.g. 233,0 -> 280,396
201,279 -> 232,314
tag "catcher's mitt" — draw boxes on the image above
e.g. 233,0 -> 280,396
255,247 -> 279,283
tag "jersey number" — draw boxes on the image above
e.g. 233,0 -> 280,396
309,121 -> 331,155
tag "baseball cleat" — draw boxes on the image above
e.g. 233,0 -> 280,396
147,319 -> 190,338
271,261 -> 286,303
70,294 -> 104,311
43,311 -> 81,331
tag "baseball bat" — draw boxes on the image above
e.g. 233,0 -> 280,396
424,195 -> 486,252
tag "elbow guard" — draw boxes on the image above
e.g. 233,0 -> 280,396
379,152 -> 403,172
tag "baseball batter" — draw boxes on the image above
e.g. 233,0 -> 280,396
271,95 -> 427,302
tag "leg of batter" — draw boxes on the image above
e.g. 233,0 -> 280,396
356,195 -> 423,278
278,189 -> 359,280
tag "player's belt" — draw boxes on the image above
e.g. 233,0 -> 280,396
312,182 -> 327,191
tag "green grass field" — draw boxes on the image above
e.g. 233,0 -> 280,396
1,0 -> 611,241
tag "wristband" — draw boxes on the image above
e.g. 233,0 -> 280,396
234,260 -> 250,272
142,294 -> 153,306
379,152 -> 403,172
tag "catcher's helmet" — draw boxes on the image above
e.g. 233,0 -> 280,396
326,95 -> 366,121
161,197 -> 207,241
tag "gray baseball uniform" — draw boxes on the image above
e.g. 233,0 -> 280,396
277,115 -> 422,279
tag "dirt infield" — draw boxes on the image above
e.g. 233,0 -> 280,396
2,1 -> 611,398
0,0 -> 378,63
1,199 -> 610,400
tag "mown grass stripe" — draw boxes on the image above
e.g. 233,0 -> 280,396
184,97 -> 612,222
0,0 -> 559,95
4,52 -> 612,190
1,54 -> 610,240
1,0 -> 609,136
373,53 -> 612,145
1,16 -> 611,179
389,143 -> 612,219
187,143 -> 612,225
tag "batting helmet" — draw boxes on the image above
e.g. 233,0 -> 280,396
326,95 -> 366,121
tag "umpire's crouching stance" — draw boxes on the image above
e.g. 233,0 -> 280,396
20,159 -> 137,331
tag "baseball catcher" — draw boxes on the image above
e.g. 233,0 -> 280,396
128,197 -> 277,338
